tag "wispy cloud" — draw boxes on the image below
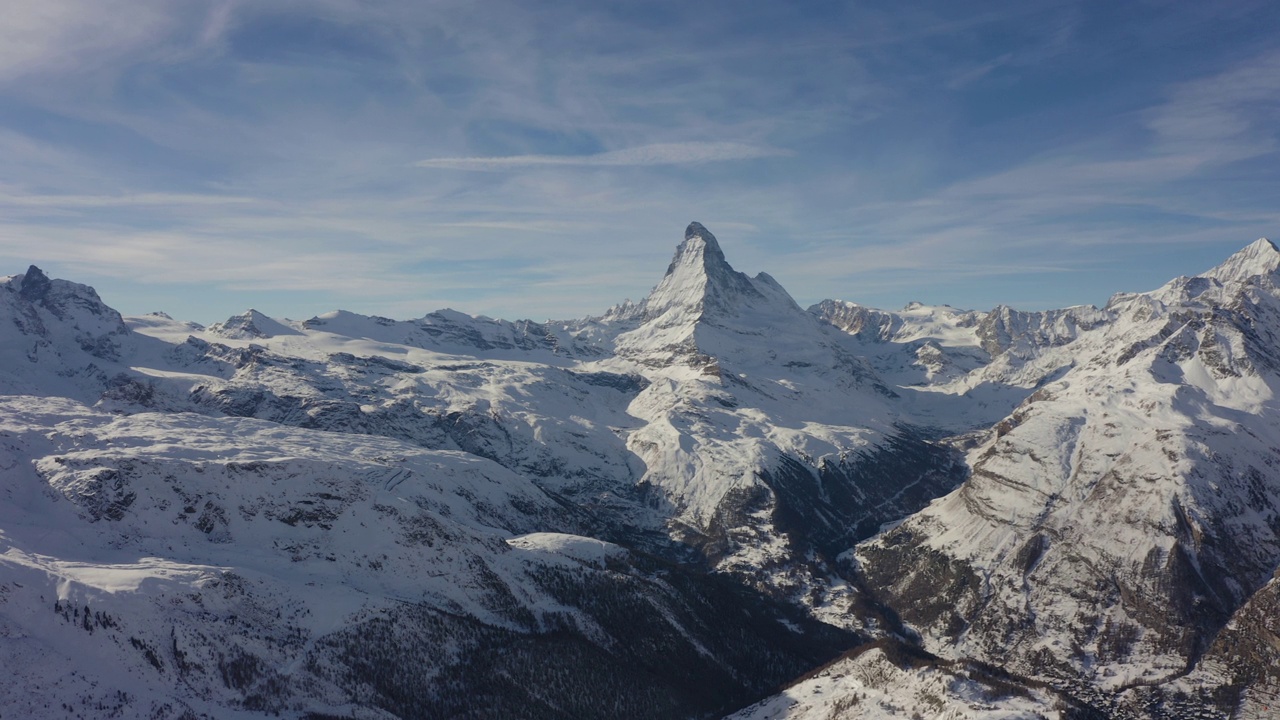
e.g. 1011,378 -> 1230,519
0,191 -> 258,208
1147,50 -> 1280,162
0,1 -> 230,83
1,2 -> 1277,323
415,142 -> 789,171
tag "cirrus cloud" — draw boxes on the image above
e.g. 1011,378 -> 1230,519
415,141 -> 790,171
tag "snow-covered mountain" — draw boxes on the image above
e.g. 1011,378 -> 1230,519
855,238 -> 1280,717
595,223 -> 965,610
0,395 -> 855,719
0,265 -> 134,401
0,224 -> 955,718
2,224 -> 1278,719
115,223 -> 968,618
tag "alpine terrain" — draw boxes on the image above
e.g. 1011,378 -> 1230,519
0,223 -> 1277,719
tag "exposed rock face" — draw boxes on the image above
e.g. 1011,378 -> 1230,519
810,299 -> 904,343
975,304 -> 1111,357
1188,569 -> 1280,714
18,264 -> 51,303
644,222 -> 772,319
615,221 -> 814,367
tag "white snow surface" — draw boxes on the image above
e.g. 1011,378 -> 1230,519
727,647 -> 1061,720
0,393 -> 658,717
0,224 -> 949,715
505,532 -> 626,567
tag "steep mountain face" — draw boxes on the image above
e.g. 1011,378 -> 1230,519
614,222 -> 813,365
974,304 -> 1111,358
854,239 -> 1280,716
0,265 -> 133,400
602,223 -> 965,614
1186,568 -> 1280,716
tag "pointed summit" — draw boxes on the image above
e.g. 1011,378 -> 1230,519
18,265 -> 51,303
654,222 -> 734,289
616,223 -> 815,368
1203,238 -> 1280,284
679,221 -> 726,265
210,309 -> 300,339
643,222 -> 767,321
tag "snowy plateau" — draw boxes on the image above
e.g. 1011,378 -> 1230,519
1,222 -> 1279,719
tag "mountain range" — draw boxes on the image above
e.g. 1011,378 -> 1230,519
1,222 -> 1277,719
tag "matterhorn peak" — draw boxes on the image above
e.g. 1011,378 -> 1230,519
615,223 -> 814,367
683,221 -> 722,253
641,222 -> 768,323
662,221 -> 732,279
1203,237 -> 1280,284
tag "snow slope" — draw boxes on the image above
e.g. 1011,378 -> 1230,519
0,394 -> 852,719
727,642 -> 1068,720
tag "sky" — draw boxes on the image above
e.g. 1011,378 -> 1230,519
1,1 -> 1279,324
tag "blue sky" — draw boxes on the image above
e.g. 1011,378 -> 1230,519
1,1 -> 1279,324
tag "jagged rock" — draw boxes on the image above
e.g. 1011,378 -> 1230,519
18,264 -> 51,303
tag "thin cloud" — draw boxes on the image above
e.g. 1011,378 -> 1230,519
1147,49 -> 1280,161
415,142 -> 789,171
0,192 -> 258,208
1,2 -> 1275,325
425,220 -> 590,233
0,1 -> 229,83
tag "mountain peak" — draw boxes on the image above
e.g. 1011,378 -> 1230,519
1203,238 -> 1280,284
615,223 -> 814,367
665,221 -> 729,276
18,264 -> 51,303
210,308 -> 300,339
684,221 -> 719,249
644,222 -> 763,321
